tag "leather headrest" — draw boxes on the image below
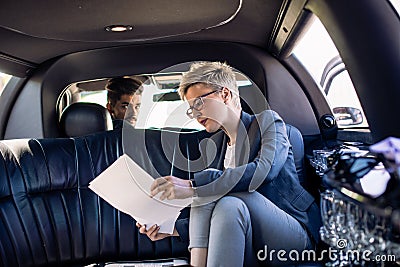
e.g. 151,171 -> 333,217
60,102 -> 113,137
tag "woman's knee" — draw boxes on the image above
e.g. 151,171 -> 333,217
211,196 -> 250,224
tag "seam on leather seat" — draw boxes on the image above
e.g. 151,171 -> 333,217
84,137 -> 103,256
75,138 -> 88,259
33,139 -> 53,192
60,192 -> 74,261
83,137 -> 96,182
30,195 -> 50,264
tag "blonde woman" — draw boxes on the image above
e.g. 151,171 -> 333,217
138,62 -> 320,266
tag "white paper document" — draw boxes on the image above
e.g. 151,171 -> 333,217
89,154 -> 192,234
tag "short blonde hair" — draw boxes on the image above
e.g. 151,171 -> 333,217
178,62 -> 241,108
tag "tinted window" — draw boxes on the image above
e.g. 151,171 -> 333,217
0,72 -> 12,96
293,17 -> 369,128
59,69 -> 254,131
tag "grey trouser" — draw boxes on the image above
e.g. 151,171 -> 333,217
189,192 -> 312,266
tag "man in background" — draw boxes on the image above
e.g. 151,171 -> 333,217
106,77 -> 143,128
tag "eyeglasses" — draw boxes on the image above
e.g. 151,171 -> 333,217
186,89 -> 222,119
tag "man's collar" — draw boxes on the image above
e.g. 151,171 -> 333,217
240,110 -> 254,129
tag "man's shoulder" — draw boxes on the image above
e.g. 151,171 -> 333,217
112,119 -> 124,129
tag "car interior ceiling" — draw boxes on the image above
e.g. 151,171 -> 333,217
0,1 -> 398,142
0,0 -> 282,66
0,0 -> 398,142
0,0 -> 397,151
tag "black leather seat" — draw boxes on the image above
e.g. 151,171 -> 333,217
0,120 -> 307,266
0,129 -> 197,267
59,102 -> 113,137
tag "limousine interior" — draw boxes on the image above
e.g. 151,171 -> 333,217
0,0 -> 399,266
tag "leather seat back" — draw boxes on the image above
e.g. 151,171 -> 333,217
0,123 -> 305,266
59,102 -> 113,137
0,129 -> 196,267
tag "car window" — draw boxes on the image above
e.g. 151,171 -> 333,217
389,0 -> 400,16
60,69 -> 254,131
80,90 -> 108,107
0,72 -> 12,96
293,17 -> 369,129
134,74 -> 202,130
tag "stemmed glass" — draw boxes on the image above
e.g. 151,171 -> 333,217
320,190 -> 337,246
334,199 -> 353,266
313,150 -> 335,176
345,201 -> 364,265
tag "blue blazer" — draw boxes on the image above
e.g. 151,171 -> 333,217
192,110 -> 321,244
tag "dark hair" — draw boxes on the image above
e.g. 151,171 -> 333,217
106,77 -> 143,106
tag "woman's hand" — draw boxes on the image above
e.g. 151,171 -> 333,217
136,222 -> 179,241
150,176 -> 194,200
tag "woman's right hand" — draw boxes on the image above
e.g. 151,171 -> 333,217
136,222 -> 179,241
